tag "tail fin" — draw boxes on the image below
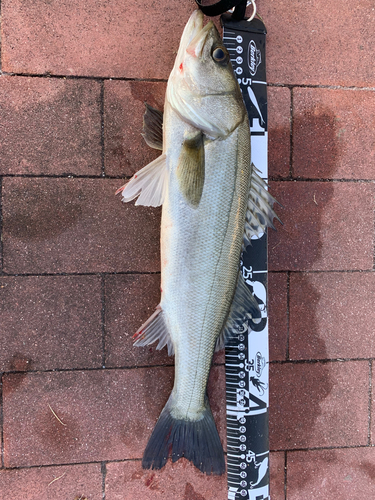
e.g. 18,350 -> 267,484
142,396 -> 225,475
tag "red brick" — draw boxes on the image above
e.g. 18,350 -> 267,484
0,76 -> 101,175
268,273 -> 288,361
105,451 -> 284,500
1,0 -> 193,79
269,361 -> 369,450
104,80 -> 166,177
268,87 -> 291,179
293,88 -> 375,180
290,272 -> 375,360
2,365 -> 225,467
268,181 -> 374,271
0,464 -> 102,500
258,0 -> 375,87
3,368 -> 173,467
2,178 -> 161,274
270,452 -> 286,500
105,274 -> 172,368
287,448 -> 375,500
105,459 -> 227,500
0,276 -> 102,372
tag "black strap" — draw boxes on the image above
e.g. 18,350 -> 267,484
195,0 -> 247,19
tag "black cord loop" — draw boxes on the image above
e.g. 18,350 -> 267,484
195,0 -> 248,19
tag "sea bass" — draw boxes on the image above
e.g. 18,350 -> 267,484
117,9 -> 278,475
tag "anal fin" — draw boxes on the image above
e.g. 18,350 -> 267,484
133,306 -> 174,356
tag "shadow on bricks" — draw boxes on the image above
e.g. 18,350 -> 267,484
270,106 -> 342,485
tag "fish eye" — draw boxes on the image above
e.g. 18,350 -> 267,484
211,46 -> 229,65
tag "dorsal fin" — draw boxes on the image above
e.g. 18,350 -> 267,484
243,164 -> 281,247
215,271 -> 261,351
142,103 -> 163,150
116,154 -> 168,207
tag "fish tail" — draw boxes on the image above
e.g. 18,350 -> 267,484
142,395 -> 225,475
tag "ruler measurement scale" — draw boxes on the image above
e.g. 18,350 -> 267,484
222,15 -> 270,500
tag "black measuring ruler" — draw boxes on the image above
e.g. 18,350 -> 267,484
222,14 -> 270,500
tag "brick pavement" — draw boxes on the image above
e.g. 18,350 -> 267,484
0,0 -> 374,499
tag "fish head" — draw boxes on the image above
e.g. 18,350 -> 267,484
167,10 -> 246,139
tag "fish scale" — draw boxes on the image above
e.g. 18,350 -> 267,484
163,125 -> 250,421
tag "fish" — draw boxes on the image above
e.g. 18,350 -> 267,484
117,9 -> 279,475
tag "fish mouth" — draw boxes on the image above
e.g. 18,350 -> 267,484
186,21 -> 215,58
174,10 -> 212,68
180,10 -> 204,50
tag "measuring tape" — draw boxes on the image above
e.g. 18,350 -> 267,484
222,14 -> 270,500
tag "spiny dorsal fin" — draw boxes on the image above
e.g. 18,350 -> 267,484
215,271 -> 261,351
142,103 -> 163,150
243,164 -> 281,247
176,132 -> 205,207
133,306 -> 174,356
116,154 -> 168,207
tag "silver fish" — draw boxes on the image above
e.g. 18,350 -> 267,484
117,9 -> 278,475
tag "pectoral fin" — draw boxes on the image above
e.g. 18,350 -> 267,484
142,103 -> 163,150
116,154 -> 168,207
176,132 -> 205,207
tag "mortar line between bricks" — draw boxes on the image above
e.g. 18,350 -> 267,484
101,462 -> 107,500
2,71 -> 375,91
1,459 -> 130,472
0,271 -> 161,277
2,173 -> 375,183
1,358 -> 374,375
0,0 -> 2,75
0,71 -> 168,84
1,269 -> 374,278
273,269 -> 375,274
284,451 -> 288,500
289,87 -> 294,179
271,444 -> 375,453
2,445 -> 374,472
1,373 -> 4,468
268,82 -> 375,92
1,173 -> 126,180
1,358 -> 372,378
268,177 -> 375,183
2,445 -> 373,472
101,275 -> 106,368
0,177 -> 3,274
369,359 -> 373,445
286,271 -> 290,360
2,364 -> 174,376
1,457 -> 143,473
270,358 -> 374,364
100,80 -> 106,178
